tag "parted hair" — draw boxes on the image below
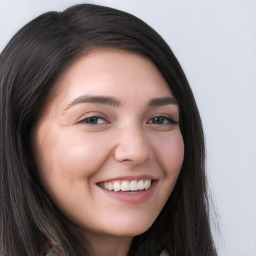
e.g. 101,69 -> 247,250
0,4 -> 217,256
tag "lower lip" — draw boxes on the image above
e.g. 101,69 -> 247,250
98,181 -> 157,203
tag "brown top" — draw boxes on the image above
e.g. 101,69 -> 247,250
159,249 -> 170,256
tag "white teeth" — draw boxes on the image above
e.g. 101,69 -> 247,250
137,180 -> 144,190
108,182 -> 113,191
104,182 -> 108,190
113,181 -> 121,191
144,180 -> 151,190
100,179 -> 152,192
121,181 -> 129,191
129,180 -> 137,191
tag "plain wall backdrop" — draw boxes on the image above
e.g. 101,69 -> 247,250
0,0 -> 255,255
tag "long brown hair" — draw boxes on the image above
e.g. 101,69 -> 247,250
0,4 -> 217,255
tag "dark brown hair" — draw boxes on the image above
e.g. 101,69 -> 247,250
0,4 -> 217,256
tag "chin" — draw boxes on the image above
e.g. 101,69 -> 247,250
103,217 -> 156,238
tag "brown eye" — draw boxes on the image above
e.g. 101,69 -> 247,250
79,116 -> 108,125
148,116 -> 178,125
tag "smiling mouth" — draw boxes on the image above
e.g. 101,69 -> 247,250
97,179 -> 153,192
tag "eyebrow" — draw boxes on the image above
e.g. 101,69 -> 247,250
147,97 -> 179,107
64,95 -> 122,110
64,95 -> 178,111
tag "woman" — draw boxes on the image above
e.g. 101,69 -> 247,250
0,4 -> 217,256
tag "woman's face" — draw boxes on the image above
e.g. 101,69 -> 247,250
32,49 -> 184,239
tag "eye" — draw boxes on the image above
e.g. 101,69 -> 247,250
147,116 -> 178,125
78,116 -> 108,125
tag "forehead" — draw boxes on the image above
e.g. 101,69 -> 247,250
63,49 -> 170,90
46,49 -> 173,111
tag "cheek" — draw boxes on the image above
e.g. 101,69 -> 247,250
33,127 -> 110,192
152,130 -> 184,177
152,131 -> 184,206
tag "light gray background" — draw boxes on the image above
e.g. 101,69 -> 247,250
0,0 -> 255,255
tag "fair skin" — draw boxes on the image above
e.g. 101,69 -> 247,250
32,49 -> 184,256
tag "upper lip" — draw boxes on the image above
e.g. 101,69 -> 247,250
96,175 -> 159,184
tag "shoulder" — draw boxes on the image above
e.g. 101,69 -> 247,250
46,250 -> 55,256
160,249 -> 170,256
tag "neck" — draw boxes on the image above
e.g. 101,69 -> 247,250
85,233 -> 133,256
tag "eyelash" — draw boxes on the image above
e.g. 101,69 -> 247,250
77,115 -> 178,125
78,116 -> 108,125
147,116 -> 179,125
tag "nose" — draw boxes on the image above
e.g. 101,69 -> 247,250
114,125 -> 152,165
